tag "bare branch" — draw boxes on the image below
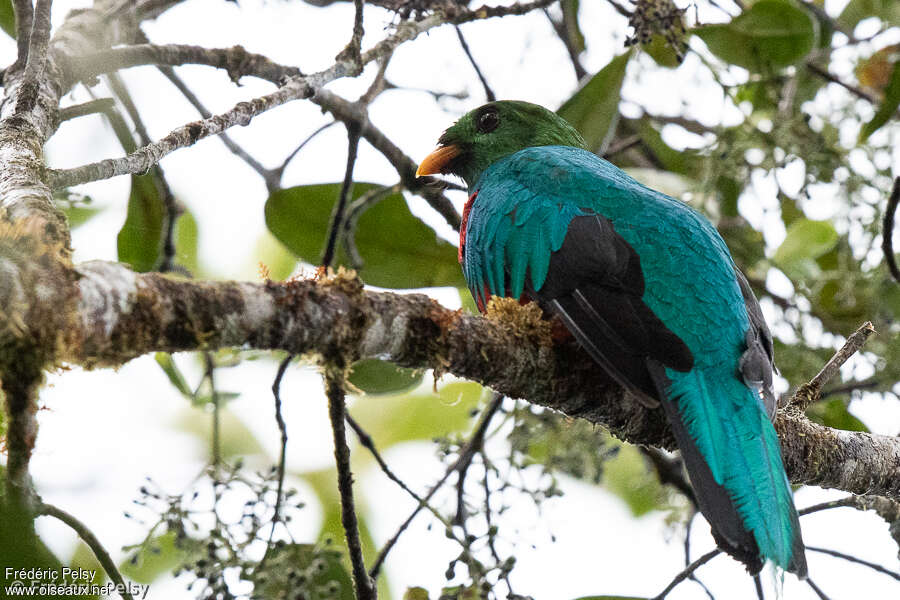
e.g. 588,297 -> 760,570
790,321 -> 876,410
38,502 -> 135,600
806,577 -> 832,600
807,546 -> 900,581
651,549 -> 720,600
883,177 -> 900,284
15,0 -> 52,115
58,97 -> 117,123
324,365 -> 377,600
311,88 -> 462,230
369,392 -> 506,578
45,0 -> 554,201
156,64 -> 277,188
67,43 -> 301,87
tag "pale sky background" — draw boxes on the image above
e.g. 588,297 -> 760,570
4,0 -> 900,599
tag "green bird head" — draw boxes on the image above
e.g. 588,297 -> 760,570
416,100 -> 586,188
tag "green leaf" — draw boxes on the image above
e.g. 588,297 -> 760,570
174,210 -> 199,275
155,353 -> 192,398
121,531 -> 198,584
558,50 -> 632,153
602,444 -> 668,516
250,543 -> 355,600
644,33 -> 690,68
348,359 -> 423,395
696,0 -> 817,73
858,62 -> 900,142
117,175 -> 165,272
174,406 -> 265,459
0,1 -> 14,38
772,218 -> 839,279
265,183 -> 464,289
254,230 -> 299,281
350,381 -> 484,449
63,205 -> 102,229
838,0 -> 900,30
807,397 -> 869,432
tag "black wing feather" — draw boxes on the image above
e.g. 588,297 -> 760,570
527,213 -> 693,405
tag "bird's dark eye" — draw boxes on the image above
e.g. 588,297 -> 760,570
476,108 -> 500,134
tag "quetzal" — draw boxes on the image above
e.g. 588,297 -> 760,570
416,100 -> 806,577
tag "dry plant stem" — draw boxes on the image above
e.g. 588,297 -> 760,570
807,546 -> 900,580
369,394 -> 505,578
790,321 -> 876,410
883,177 -> 900,284
259,354 -> 293,571
324,366 -> 376,600
38,503 -> 135,600
805,61 -> 877,104
322,124 -> 362,268
346,414 -> 425,503
455,26 -> 496,101
454,392 -> 503,524
651,549 -> 720,600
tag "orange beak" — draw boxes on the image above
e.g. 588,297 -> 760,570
416,145 -> 461,177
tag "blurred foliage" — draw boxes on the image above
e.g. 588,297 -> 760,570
0,0 -> 13,39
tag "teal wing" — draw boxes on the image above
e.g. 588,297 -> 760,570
462,145 -> 806,576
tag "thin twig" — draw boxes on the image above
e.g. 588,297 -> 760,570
57,98 -> 117,123
311,88 -> 463,230
46,0 -> 554,197
369,392 -> 504,578
38,503 -> 135,600
346,414 -> 424,503
204,352 -> 222,471
805,61 -> 876,104
156,65 -> 277,189
15,0 -> 53,114
455,26 -> 495,101
543,7 -> 587,81
603,134 -> 642,158
882,177 -> 900,284
259,354 -> 293,571
806,577 -> 832,600
650,549 -> 720,600
324,365 -> 377,600
820,378 -> 880,399
272,121 -> 338,186
790,321 -> 876,410
454,392 -> 503,525
806,546 -> 900,581
322,123 -> 362,268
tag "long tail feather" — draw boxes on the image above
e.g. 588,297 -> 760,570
648,362 -> 806,576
